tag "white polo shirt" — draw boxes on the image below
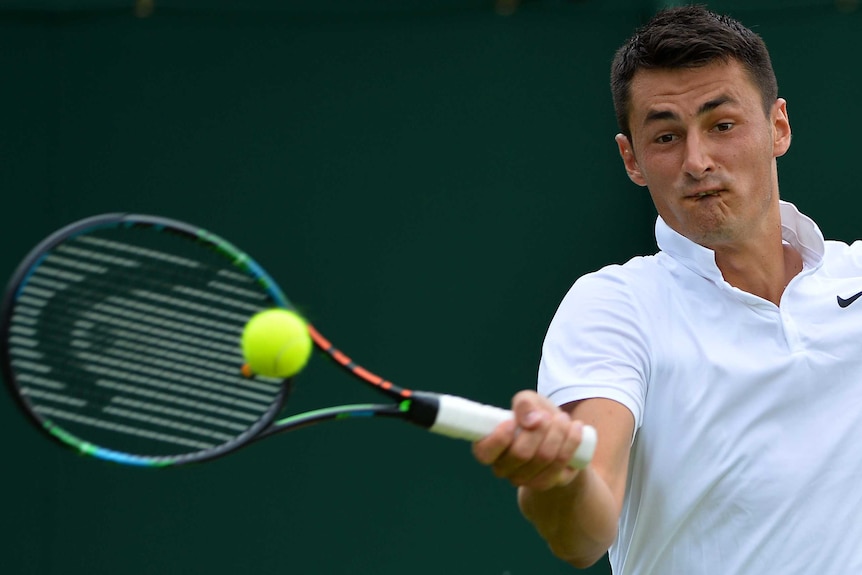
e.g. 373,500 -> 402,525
538,201 -> 862,574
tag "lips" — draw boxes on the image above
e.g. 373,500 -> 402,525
686,189 -> 722,199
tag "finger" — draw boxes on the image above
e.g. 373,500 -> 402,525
494,410 -> 570,480
511,390 -> 555,431
472,418 -> 517,465
511,390 -> 568,433
531,419 -> 595,489
474,392 -> 554,473
504,411 -> 573,483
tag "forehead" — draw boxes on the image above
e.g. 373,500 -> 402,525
628,60 -> 761,123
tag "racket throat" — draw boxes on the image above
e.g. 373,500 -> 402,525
402,391 -> 442,430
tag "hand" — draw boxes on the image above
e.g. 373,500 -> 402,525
472,390 -> 589,491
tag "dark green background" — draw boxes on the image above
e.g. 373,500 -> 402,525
1,1 -> 859,574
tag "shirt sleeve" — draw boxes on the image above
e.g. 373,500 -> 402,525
537,265 -> 651,431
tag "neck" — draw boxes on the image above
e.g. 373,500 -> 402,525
714,241 -> 803,306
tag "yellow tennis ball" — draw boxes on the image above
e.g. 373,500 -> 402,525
241,309 -> 313,378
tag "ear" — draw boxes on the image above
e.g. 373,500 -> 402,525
615,133 -> 647,186
772,98 -> 792,158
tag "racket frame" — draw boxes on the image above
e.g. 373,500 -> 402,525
0,214 -> 296,466
1,213 -> 596,469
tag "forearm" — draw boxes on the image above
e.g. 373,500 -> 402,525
518,465 -> 619,568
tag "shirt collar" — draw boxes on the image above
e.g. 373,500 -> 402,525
654,200 -> 826,282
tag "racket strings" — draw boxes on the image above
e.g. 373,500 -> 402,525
7,225 -> 284,459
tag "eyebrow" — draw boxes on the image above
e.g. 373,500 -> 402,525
643,95 -> 736,126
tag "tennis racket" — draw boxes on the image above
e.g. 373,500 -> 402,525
0,213 -> 597,468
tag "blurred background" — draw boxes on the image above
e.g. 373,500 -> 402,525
0,1 -> 859,573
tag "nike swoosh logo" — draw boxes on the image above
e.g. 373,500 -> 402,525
837,291 -> 862,308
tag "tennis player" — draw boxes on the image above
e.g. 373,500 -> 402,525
473,5 -> 862,573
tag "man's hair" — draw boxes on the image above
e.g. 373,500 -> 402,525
610,5 -> 777,138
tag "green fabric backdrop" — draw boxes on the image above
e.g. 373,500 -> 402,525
1,1 -> 859,574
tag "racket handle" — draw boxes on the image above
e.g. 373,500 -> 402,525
428,394 -> 597,469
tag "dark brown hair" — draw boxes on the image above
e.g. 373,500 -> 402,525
611,5 -> 777,137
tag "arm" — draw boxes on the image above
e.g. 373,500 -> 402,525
473,392 -> 634,568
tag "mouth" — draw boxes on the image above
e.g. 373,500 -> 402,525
687,189 -> 723,200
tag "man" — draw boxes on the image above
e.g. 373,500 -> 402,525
473,5 -> 862,574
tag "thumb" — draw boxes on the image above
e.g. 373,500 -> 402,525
511,391 -> 551,431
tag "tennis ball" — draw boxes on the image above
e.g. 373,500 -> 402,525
241,308 -> 313,378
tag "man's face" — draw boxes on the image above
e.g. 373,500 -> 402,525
615,59 -> 791,250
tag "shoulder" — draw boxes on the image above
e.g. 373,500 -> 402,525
560,253 -> 672,313
545,254 -> 670,355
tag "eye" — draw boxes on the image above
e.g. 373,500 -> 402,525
655,133 -> 677,144
713,122 -> 733,133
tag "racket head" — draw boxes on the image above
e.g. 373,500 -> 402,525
0,213 -> 293,467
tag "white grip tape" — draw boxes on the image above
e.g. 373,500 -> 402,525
429,394 -> 597,469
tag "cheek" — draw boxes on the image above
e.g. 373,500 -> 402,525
726,137 -> 774,183
728,127 -> 774,165
636,152 -> 678,189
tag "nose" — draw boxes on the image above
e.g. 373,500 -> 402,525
682,132 -> 714,180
